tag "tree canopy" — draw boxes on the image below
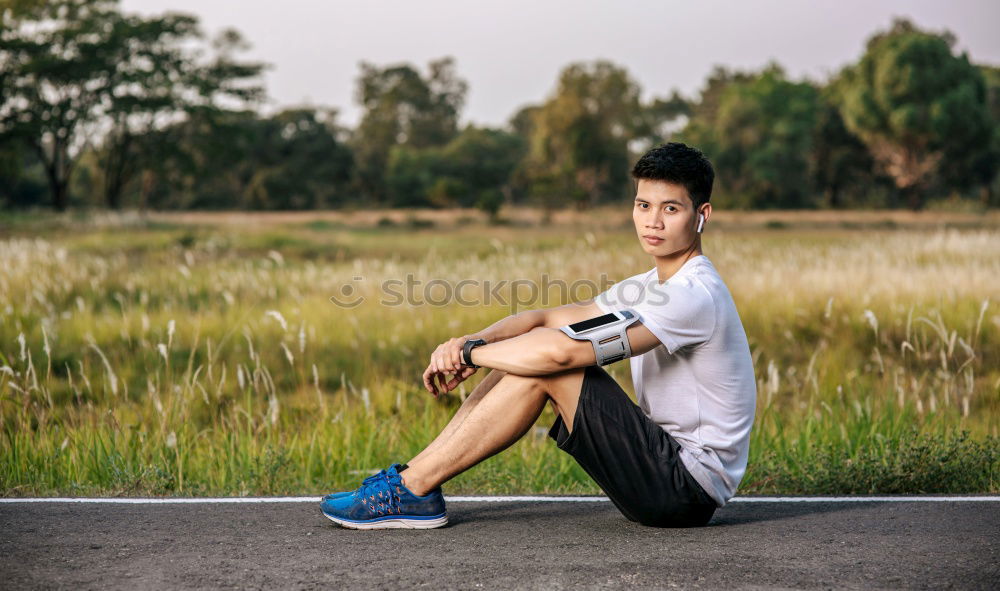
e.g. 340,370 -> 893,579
352,57 -> 467,204
1,9 -> 997,213
0,0 -> 265,210
835,18 -> 995,209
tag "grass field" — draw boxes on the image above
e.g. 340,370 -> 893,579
1,207 -> 998,497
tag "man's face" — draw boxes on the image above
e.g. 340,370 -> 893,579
632,179 -> 702,257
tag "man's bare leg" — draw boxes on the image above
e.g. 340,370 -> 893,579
407,369 -> 507,466
401,367 -> 587,497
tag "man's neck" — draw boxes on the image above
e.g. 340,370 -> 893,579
654,245 -> 703,284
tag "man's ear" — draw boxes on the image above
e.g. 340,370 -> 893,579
700,203 -> 712,224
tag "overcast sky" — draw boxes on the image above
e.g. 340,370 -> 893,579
121,0 -> 1000,127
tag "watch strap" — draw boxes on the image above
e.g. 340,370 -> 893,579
462,338 -> 487,368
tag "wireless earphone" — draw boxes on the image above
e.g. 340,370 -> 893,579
696,213 -> 705,233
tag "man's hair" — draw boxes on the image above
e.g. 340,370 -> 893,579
631,142 -> 714,209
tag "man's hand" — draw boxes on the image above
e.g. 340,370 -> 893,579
422,335 -> 480,397
422,364 -> 477,398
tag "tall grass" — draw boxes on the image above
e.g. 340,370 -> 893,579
1,213 -> 997,496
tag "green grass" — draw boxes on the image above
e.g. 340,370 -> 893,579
1,210 -> 998,496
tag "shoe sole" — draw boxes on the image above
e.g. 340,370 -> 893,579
323,511 -> 448,530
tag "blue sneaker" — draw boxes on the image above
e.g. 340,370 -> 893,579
321,464 -> 404,501
320,465 -> 448,529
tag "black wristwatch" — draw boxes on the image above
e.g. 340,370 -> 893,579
461,338 -> 488,368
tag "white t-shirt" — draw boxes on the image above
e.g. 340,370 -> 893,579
594,254 -> 756,507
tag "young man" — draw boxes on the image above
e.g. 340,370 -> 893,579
320,142 -> 757,529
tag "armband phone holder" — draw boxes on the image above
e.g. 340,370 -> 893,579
559,309 -> 641,366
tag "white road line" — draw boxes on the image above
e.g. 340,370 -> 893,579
0,496 -> 998,504
728,496 -> 1000,503
448,496 -> 608,502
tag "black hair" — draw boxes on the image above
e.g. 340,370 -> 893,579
631,142 -> 714,209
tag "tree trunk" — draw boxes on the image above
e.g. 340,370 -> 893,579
103,131 -> 132,210
52,180 -> 69,211
34,141 -> 70,211
980,184 -> 994,208
106,183 -> 122,209
900,185 -> 924,211
139,169 -> 155,213
825,185 -> 842,209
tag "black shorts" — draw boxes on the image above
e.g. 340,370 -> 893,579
548,364 -> 718,527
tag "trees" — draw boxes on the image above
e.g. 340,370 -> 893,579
835,18 -> 994,210
438,126 -> 524,216
386,125 -> 524,217
936,64 -> 1000,207
0,0 -> 265,210
680,64 -> 822,209
976,66 -> 1000,206
519,61 -> 645,209
98,25 -> 265,209
264,109 -> 355,209
1,0 -> 122,210
635,90 -> 691,154
812,96 -> 880,208
0,141 -> 47,208
354,58 -> 525,217
352,58 -> 467,203
2,9 -> 997,213
141,108 -> 354,210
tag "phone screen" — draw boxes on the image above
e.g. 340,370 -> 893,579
568,313 -> 618,333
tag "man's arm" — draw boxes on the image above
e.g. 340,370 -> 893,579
540,298 -> 606,329
424,301 -> 608,395
463,309 -> 545,345
469,319 -> 663,376
424,298 -> 661,393
466,298 -> 607,344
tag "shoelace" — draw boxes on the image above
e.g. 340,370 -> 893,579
350,469 -> 387,496
355,472 -> 403,517
349,463 -> 404,498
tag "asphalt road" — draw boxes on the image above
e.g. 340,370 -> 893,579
2,499 -> 997,590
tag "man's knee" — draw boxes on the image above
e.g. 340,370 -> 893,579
503,366 -> 585,394
544,366 -> 588,401
498,372 -> 547,395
